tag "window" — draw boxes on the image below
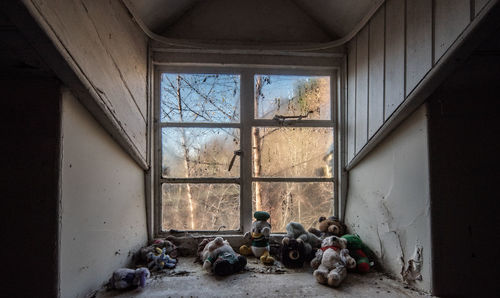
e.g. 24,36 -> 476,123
155,68 -> 336,234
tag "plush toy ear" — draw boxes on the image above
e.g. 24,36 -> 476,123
340,237 -> 348,247
318,216 -> 327,223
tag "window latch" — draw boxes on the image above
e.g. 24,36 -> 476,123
272,111 -> 314,124
228,150 -> 242,172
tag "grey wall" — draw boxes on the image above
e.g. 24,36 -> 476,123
60,90 -> 147,297
2,78 -> 61,297
427,27 -> 500,296
344,105 -> 432,291
345,0 -> 492,164
162,0 -> 334,42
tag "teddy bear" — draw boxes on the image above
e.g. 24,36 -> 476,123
341,234 -> 373,273
199,237 -> 247,276
109,267 -> 150,290
308,216 -> 346,238
146,247 -> 177,271
280,237 -> 306,268
282,222 -> 322,266
239,211 -> 275,265
311,235 -> 356,287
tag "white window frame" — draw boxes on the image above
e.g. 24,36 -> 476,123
153,64 -> 340,236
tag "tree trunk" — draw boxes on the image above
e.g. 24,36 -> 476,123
177,75 -> 195,230
253,76 -> 263,211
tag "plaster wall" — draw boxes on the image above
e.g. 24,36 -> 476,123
344,105 -> 432,292
60,90 -> 147,297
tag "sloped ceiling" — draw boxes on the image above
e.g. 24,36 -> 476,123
127,0 -> 381,41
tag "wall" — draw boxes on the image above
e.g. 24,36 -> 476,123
427,27 -> 500,296
2,78 -> 61,298
18,0 -> 149,167
344,105 -> 432,291
60,90 -> 147,297
345,0 -> 493,164
162,0 -> 334,42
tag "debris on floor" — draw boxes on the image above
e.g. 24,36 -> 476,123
96,257 -> 432,298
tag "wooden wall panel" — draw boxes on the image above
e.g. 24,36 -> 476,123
384,0 -> 405,119
475,0 -> 490,16
27,0 -> 148,160
434,0 -> 471,63
368,6 -> 385,138
347,39 -> 357,162
355,26 -> 369,153
406,0 -> 432,95
83,0 -> 148,118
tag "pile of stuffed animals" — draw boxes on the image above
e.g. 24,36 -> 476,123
108,212 -> 374,291
108,239 -> 179,290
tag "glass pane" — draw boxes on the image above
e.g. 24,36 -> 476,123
162,183 -> 240,231
252,127 -> 333,177
255,75 -> 330,120
252,182 -> 334,233
160,73 -> 240,123
162,128 -> 240,178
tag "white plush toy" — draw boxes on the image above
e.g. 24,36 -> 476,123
200,237 -> 247,276
311,235 -> 356,287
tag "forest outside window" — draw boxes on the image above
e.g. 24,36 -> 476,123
156,68 -> 336,234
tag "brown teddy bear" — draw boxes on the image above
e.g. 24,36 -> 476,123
308,216 -> 346,238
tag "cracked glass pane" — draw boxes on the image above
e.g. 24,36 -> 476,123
255,75 -> 330,120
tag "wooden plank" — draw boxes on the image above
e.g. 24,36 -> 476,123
406,0 -> 432,95
368,6 -> 385,138
347,39 -> 357,162
82,0 -> 148,118
384,0 -> 406,120
29,0 -> 147,158
434,0 -> 471,63
355,26 -> 369,153
475,0 -> 490,16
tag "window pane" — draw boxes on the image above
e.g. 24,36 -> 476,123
162,183 -> 240,231
255,75 -> 330,120
252,127 -> 333,178
160,73 -> 240,123
252,182 -> 334,233
162,128 -> 240,178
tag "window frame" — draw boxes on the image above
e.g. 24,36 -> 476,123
154,65 -> 339,236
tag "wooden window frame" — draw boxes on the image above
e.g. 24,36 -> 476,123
153,64 -> 341,236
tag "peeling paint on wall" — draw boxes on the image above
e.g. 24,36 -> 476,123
344,105 -> 432,292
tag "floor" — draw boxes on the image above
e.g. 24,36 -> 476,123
97,257 -> 431,298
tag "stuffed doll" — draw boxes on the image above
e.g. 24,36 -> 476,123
146,247 -> 177,271
109,267 -> 150,290
199,237 -> 247,276
308,216 -> 346,238
311,235 -> 356,287
280,222 -> 322,268
341,234 -> 372,273
239,211 -> 275,265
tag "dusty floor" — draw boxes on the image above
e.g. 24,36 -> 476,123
97,257 -> 430,298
